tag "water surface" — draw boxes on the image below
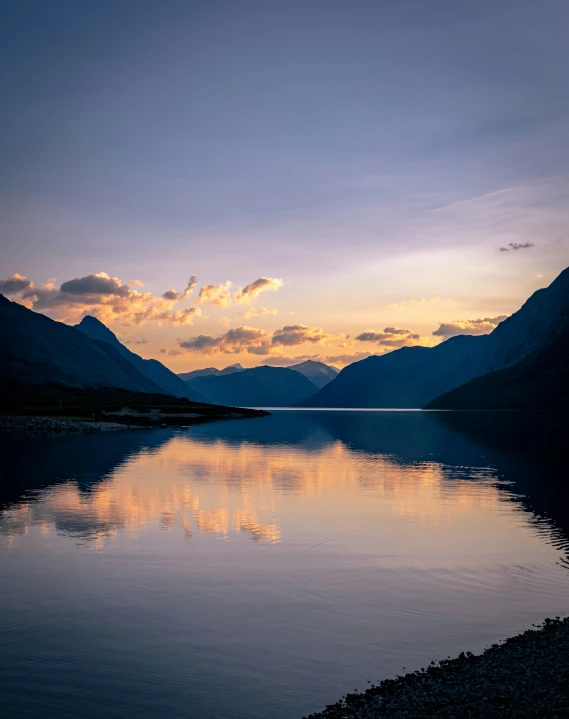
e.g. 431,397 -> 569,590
1,410 -> 568,718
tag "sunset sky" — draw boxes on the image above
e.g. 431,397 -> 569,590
1,0 -> 568,370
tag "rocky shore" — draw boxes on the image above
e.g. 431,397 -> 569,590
303,617 -> 569,718
0,415 -> 140,437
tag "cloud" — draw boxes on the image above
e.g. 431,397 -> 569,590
179,326 -> 272,355
0,273 -> 33,295
383,327 -> 410,335
179,323 -> 334,355
197,281 -> 232,307
162,275 -> 198,301
238,306 -> 278,319
124,337 -> 148,345
432,315 -> 508,338
235,277 -> 283,303
272,324 -> 330,346
160,348 -> 182,356
5,271 -> 204,327
59,272 -> 130,297
355,327 -> 422,348
389,297 -> 453,313
499,242 -> 535,252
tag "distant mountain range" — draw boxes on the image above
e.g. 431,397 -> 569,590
287,360 -> 339,388
301,267 -> 569,409
178,364 -> 244,382
0,296 -> 205,401
182,365 -> 319,407
178,359 -> 339,406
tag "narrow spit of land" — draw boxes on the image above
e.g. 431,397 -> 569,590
0,380 -> 268,436
303,617 -> 569,719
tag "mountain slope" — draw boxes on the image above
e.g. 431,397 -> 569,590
288,360 -> 339,388
426,329 -> 569,410
185,366 -> 318,406
76,316 -> 204,401
0,295 -> 164,393
301,267 -> 569,408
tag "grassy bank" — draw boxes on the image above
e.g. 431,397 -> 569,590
303,617 -> 569,718
0,380 -> 268,433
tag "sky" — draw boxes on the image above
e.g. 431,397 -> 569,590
1,0 -> 568,370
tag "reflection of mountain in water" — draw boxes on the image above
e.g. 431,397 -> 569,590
1,412 -> 568,559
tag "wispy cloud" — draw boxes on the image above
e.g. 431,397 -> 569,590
499,242 -> 535,252
238,306 -> 278,320
355,327 -> 422,348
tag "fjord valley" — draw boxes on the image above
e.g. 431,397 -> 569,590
3,2 -> 569,716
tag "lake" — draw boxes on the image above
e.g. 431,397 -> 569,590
1,410 -> 568,719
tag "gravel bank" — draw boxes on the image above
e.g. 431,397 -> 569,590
303,617 -> 569,719
0,415 -> 140,437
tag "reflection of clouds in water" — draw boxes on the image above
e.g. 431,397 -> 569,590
0,435 -> 509,549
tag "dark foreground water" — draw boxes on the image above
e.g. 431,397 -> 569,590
1,410 -> 569,719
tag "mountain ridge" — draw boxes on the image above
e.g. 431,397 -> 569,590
0,295 -> 165,394
76,316 -> 205,401
185,365 -> 319,407
300,268 -> 569,408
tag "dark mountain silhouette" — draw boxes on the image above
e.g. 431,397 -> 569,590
76,316 -> 204,401
300,267 -> 569,408
178,363 -> 244,382
0,294 -> 164,393
185,365 -> 318,406
288,360 -> 339,388
426,327 -> 569,410
180,360 -> 336,396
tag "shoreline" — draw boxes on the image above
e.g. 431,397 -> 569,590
303,617 -> 569,718
0,415 -> 145,437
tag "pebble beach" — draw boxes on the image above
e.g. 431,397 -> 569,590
303,617 -> 569,719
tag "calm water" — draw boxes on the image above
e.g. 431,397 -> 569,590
1,410 -> 569,719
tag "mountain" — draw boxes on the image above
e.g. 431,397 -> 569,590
300,267 -> 569,408
288,360 -> 339,388
184,366 -> 319,407
75,316 -> 205,401
426,328 -> 569,410
0,295 -> 164,393
178,363 -> 244,383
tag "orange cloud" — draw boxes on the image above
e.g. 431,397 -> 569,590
355,327 -> 422,348
179,323 -> 335,356
432,315 -> 507,338
238,306 -> 278,319
180,326 -> 272,355
1,271 -> 202,327
272,324 -> 331,346
197,281 -> 232,307
235,277 -> 283,303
